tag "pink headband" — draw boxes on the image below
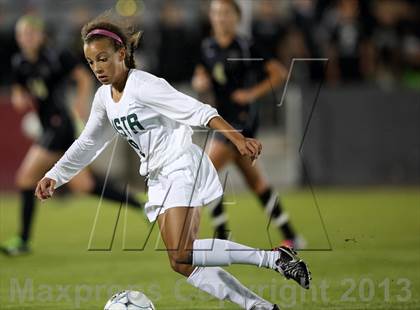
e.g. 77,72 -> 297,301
86,29 -> 123,45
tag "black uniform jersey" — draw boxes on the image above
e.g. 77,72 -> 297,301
11,47 -> 78,129
199,36 -> 270,130
11,47 -> 79,151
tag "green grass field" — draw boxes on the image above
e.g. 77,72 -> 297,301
0,188 -> 419,309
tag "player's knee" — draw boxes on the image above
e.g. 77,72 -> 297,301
169,260 -> 183,275
250,181 -> 269,195
68,183 -> 84,194
169,259 -> 194,277
169,250 -> 193,276
68,177 -> 95,194
172,249 -> 193,265
15,172 -> 24,188
15,169 -> 33,189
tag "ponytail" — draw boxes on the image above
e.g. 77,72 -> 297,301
125,31 -> 142,69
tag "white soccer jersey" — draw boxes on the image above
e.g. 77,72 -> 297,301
45,69 -> 219,188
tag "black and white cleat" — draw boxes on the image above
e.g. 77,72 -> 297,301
272,246 -> 311,289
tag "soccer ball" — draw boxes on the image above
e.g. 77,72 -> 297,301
104,290 -> 155,310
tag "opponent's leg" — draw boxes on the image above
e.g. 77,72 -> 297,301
158,207 -> 275,310
234,155 -> 300,246
206,139 -> 236,239
1,145 -> 62,256
68,170 -> 142,209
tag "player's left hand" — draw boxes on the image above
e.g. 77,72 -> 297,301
35,177 -> 56,201
231,89 -> 256,105
235,137 -> 262,162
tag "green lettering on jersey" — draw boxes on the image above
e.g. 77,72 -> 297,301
112,114 -> 145,151
127,113 -> 144,133
113,118 -> 128,137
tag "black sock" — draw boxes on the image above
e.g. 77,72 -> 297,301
211,199 -> 229,239
91,179 -> 142,209
258,188 -> 296,240
20,189 -> 36,243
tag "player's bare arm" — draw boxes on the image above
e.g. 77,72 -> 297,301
231,59 -> 287,105
71,65 -> 93,121
207,115 -> 262,161
192,64 -> 211,93
10,84 -> 34,112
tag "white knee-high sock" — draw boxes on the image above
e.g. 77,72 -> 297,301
187,266 -> 273,310
192,239 -> 278,269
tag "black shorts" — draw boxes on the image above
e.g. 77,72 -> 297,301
37,119 -> 75,152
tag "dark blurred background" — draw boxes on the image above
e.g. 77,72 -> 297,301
0,0 -> 419,189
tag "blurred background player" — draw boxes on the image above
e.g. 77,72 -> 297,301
192,0 -> 305,248
0,14 -> 142,256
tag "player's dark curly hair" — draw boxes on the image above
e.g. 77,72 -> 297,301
81,11 -> 142,69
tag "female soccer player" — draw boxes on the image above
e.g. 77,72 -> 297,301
192,0 -> 304,248
1,14 -> 142,256
35,13 -> 311,310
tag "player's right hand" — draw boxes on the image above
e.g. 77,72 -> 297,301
35,177 -> 56,201
11,85 -> 36,113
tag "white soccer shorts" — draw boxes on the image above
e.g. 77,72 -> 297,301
144,143 -> 223,222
